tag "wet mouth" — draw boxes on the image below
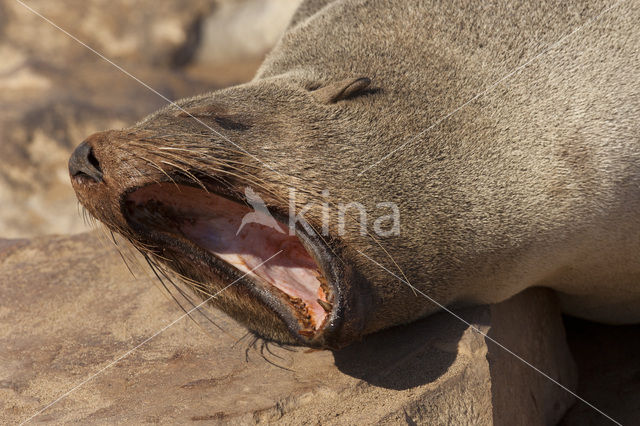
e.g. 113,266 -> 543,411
122,183 -> 336,344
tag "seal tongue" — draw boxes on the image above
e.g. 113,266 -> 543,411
181,213 -> 329,328
126,184 -> 330,330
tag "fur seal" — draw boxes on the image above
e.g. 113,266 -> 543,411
69,0 -> 640,349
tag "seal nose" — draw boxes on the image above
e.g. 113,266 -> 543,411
69,141 -> 103,182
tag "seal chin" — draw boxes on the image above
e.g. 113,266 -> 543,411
121,183 -> 346,348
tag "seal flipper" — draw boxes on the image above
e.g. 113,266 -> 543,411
311,77 -> 371,104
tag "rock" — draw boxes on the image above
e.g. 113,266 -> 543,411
195,0 -> 303,65
0,233 -> 578,424
488,290 -> 578,425
1,0 -> 293,238
2,0 -> 217,67
0,59 -> 239,238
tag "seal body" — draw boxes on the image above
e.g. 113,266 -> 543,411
70,0 -> 640,348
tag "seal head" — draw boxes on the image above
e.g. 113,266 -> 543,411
70,77 -> 376,349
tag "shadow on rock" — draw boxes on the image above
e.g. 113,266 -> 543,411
560,316 -> 640,425
332,309 -> 474,390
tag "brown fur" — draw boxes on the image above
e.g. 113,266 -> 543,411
71,0 -> 640,348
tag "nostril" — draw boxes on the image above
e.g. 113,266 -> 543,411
87,146 -> 102,174
69,141 -> 104,183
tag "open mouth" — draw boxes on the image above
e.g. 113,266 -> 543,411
122,183 -> 336,344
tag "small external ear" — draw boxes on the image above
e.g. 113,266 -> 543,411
311,77 -> 372,104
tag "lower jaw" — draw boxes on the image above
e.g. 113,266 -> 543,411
152,233 -> 342,348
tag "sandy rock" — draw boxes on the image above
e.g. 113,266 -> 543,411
0,1 -> 281,238
195,0 -> 303,65
0,60 -> 247,238
0,233 -> 578,424
2,0 -> 216,67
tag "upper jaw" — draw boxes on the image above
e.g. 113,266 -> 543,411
117,180 -> 366,349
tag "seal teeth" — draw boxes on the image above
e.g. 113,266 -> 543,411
317,275 -> 331,300
317,299 -> 332,313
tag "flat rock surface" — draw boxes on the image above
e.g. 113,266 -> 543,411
0,233 -> 580,424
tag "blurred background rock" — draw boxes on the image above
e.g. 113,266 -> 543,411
0,0 -> 302,238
